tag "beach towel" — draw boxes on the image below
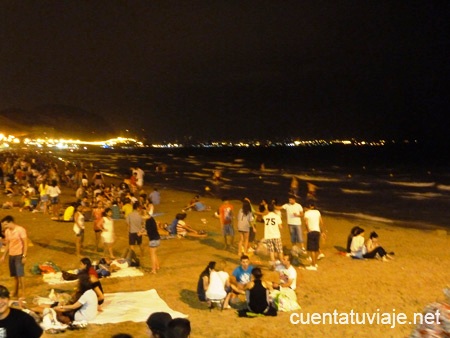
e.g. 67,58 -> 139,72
43,267 -> 144,285
90,289 -> 188,324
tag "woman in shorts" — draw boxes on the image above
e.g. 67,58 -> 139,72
237,199 -> 255,256
145,214 -> 160,274
47,180 -> 61,218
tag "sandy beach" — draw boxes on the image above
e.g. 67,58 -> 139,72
0,173 -> 449,338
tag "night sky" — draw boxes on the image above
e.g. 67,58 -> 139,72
1,1 -> 449,142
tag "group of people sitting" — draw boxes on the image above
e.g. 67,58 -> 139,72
0,282 -> 192,338
0,257 -> 104,336
347,227 -> 394,261
196,254 -> 299,316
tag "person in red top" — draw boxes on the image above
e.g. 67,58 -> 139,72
0,216 -> 28,298
219,198 -> 234,250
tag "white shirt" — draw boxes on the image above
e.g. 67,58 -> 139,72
304,209 -> 321,232
263,211 -> 282,239
282,203 -> 303,225
46,185 -> 61,198
280,265 -> 297,290
74,289 -> 98,322
350,235 -> 366,258
206,271 -> 229,300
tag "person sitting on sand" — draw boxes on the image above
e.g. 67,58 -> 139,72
197,261 -> 215,302
175,213 -> 207,238
228,255 -> 253,305
350,227 -> 366,258
364,231 -> 394,261
346,226 -> 362,253
79,257 -> 105,307
19,190 -> 33,212
121,198 -> 133,218
350,228 -> 393,261
205,260 -> 232,309
182,195 -> 210,212
238,268 -> 277,317
4,180 -> 16,196
61,202 -> 76,221
272,254 -> 297,290
54,271 -> 98,324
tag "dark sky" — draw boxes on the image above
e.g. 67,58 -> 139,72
1,1 -> 449,142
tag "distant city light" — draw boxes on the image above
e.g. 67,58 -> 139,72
0,131 -> 410,150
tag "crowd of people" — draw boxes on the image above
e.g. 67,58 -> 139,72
1,152 -> 410,337
192,185 -> 400,318
0,280 -> 192,337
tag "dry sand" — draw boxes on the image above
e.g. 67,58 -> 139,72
0,177 -> 449,338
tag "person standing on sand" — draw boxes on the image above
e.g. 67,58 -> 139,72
219,198 -> 234,250
237,199 -> 255,256
149,188 -> 161,205
304,201 -> 325,271
145,214 -> 160,274
289,176 -> 299,198
279,195 -> 305,253
135,166 -> 145,191
127,202 -> 144,257
47,179 -> 62,219
263,203 -> 283,265
0,216 -> 28,298
92,201 -> 105,252
101,208 -> 116,258
73,204 -> 85,257
92,169 -> 104,187
37,179 -> 49,214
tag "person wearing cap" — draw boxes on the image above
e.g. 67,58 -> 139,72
0,216 -> 28,298
0,284 -> 43,337
146,311 -> 172,338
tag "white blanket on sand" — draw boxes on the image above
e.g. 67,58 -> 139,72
43,267 -> 144,285
90,289 -> 188,324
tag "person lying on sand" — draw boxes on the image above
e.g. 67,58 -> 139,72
175,213 -> 207,238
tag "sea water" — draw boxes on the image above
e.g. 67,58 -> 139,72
54,144 -> 450,230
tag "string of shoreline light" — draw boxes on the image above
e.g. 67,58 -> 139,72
0,134 -> 144,150
0,132 -> 416,150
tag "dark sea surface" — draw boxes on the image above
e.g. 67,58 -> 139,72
55,144 -> 450,230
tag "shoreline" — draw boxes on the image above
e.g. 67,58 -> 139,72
48,148 -> 450,231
